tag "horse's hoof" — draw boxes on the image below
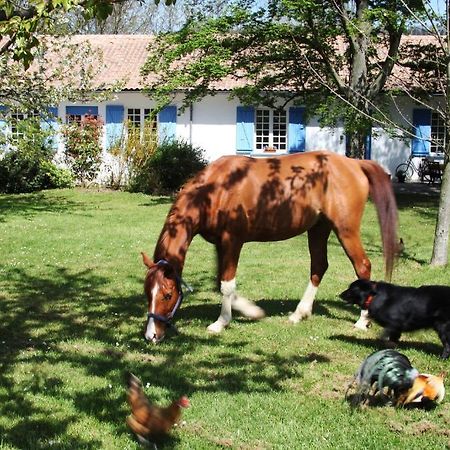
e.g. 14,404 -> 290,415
207,321 -> 227,333
288,314 -> 300,324
288,311 -> 310,324
245,305 -> 266,320
353,321 -> 369,331
232,297 -> 265,319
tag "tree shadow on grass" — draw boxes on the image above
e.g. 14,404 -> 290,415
0,264 -> 333,449
0,192 -> 89,223
138,196 -> 175,207
0,371 -> 102,450
179,296 -> 342,325
329,333 -> 443,358
395,192 -> 439,215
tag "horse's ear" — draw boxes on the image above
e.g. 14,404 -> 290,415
141,252 -> 154,268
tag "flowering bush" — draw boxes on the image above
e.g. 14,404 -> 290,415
62,114 -> 103,185
0,117 -> 74,193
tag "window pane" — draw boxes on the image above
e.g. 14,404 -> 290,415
431,112 -> 446,154
272,110 -> 287,150
127,108 -> 141,128
143,108 -> 157,143
255,109 -> 270,150
255,108 -> 288,151
10,111 -> 39,141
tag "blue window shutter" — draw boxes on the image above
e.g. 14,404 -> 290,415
105,105 -> 124,150
66,106 -> 99,118
364,132 -> 371,159
158,105 -> 177,142
236,106 -> 254,153
41,107 -> 59,149
412,109 -> 431,156
288,107 -> 305,153
48,107 -> 58,117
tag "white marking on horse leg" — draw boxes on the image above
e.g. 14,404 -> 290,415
353,309 -> 371,330
232,295 -> 265,319
207,279 -> 234,333
289,281 -> 318,324
145,284 -> 159,342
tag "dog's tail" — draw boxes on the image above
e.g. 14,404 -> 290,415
359,160 -> 398,281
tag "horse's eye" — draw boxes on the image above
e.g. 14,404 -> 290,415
163,293 -> 172,301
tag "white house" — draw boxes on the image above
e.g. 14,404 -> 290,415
1,35 -> 445,183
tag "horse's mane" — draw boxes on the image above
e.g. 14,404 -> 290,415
153,194 -> 198,270
153,204 -> 179,260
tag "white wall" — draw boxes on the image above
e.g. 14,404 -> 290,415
53,91 -> 421,182
178,93 -> 348,160
175,93 -> 239,161
305,116 -> 346,155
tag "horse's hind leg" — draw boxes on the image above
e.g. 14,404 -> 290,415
207,238 -> 265,334
289,218 -> 331,324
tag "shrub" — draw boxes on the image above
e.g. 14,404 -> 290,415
62,114 -> 103,185
0,118 -> 73,193
128,139 -> 207,194
0,149 -> 45,193
108,119 -> 158,189
40,160 -> 74,189
127,163 -> 161,194
0,153 -> 74,193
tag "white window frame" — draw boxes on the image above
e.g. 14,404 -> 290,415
126,107 -> 157,143
431,111 -> 446,155
255,108 -> 287,152
127,108 -> 141,129
10,110 -> 39,141
126,108 -> 157,130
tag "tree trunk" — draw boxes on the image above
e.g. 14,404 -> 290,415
347,132 -> 366,159
430,162 -> 450,265
430,4 -> 450,266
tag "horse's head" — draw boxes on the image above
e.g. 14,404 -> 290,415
142,252 -> 183,343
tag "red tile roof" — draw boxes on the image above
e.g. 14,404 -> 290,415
41,34 -> 441,92
70,34 -> 154,90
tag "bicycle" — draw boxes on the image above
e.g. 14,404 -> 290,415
395,154 -> 432,183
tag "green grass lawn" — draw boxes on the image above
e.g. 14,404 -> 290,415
0,187 -> 449,449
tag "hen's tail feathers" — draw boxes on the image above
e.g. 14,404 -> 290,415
126,372 -> 142,389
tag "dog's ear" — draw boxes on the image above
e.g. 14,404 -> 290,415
358,279 -> 377,294
368,282 -> 378,296
351,280 -> 376,306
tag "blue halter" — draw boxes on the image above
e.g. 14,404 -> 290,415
146,259 -> 192,328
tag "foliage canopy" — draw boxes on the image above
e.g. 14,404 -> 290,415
144,0 -> 427,157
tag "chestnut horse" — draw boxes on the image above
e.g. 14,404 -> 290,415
142,150 -> 398,343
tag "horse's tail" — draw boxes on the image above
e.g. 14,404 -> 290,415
359,161 -> 398,281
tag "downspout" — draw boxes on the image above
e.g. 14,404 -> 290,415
189,102 -> 193,146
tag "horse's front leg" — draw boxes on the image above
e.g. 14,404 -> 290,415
206,278 -> 233,333
289,280 -> 319,323
207,240 -> 265,333
353,309 -> 371,330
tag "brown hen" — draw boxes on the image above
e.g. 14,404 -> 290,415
126,373 -> 189,446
